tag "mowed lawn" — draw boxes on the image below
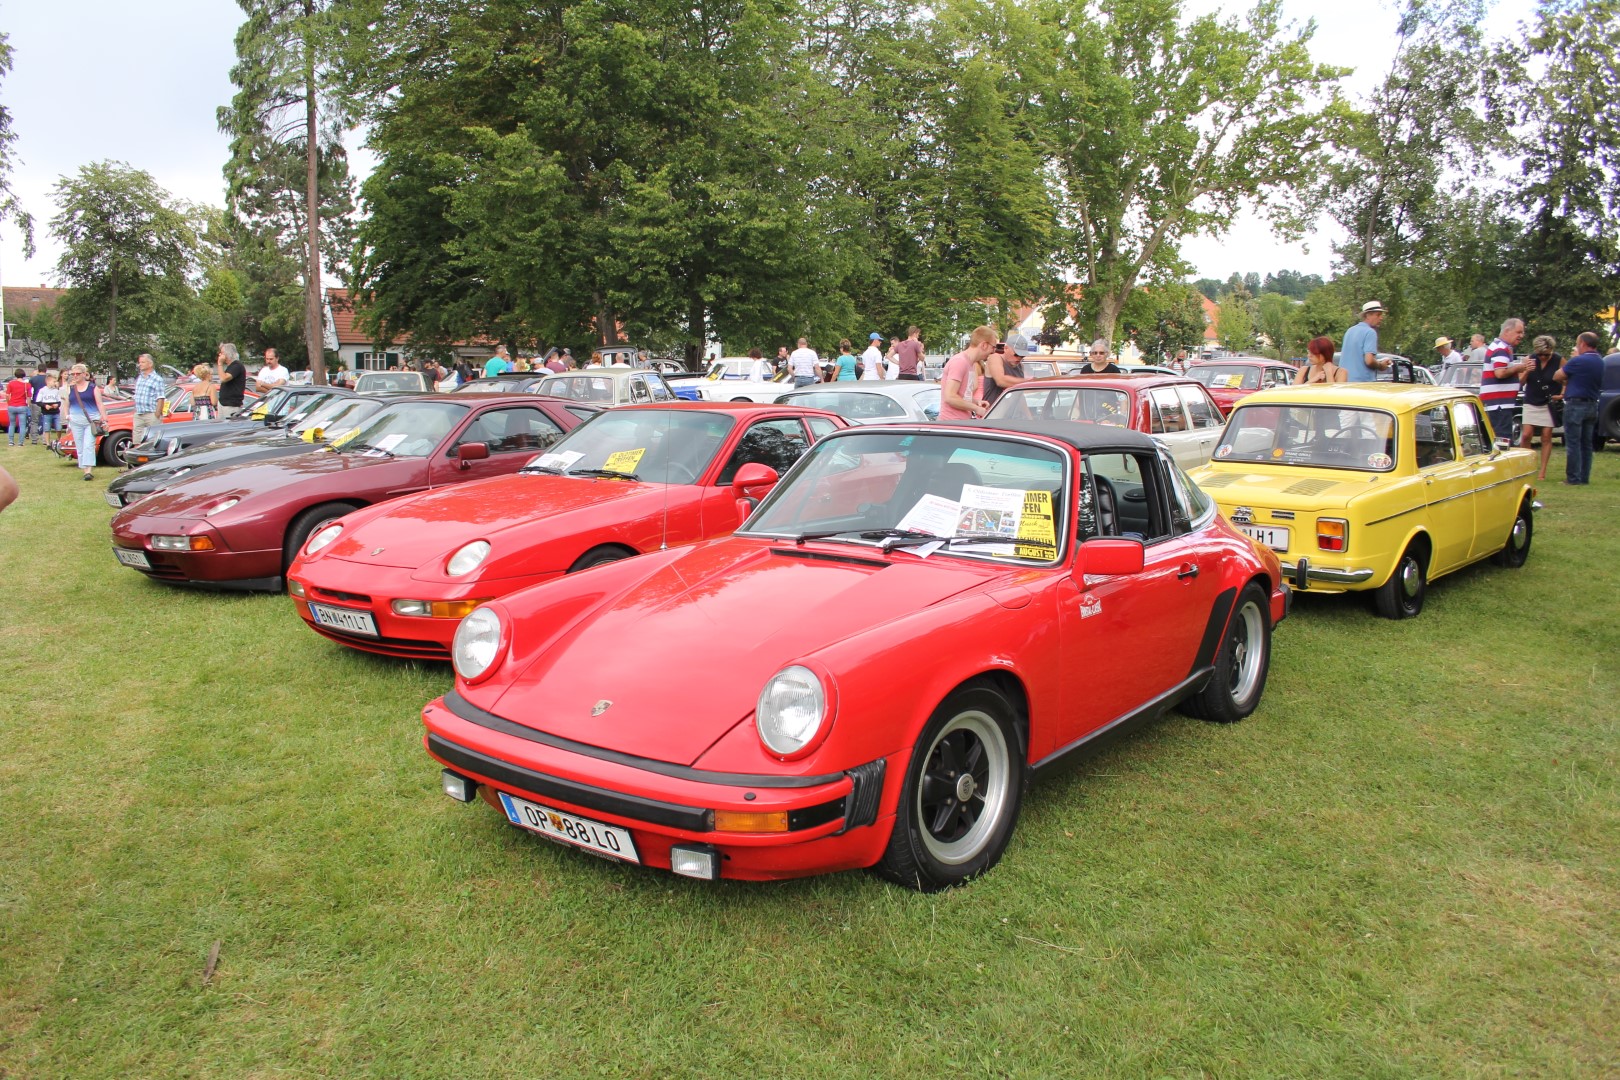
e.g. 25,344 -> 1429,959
1,443 -> 1615,1078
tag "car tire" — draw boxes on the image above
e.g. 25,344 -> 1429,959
1374,542 -> 1427,619
99,431 -> 129,467
284,502 -> 357,572
1181,583 -> 1271,724
1491,500 -> 1533,569
872,683 -> 1026,892
568,545 -> 634,572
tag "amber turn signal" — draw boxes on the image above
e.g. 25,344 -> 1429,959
713,809 -> 789,833
1316,518 -> 1348,552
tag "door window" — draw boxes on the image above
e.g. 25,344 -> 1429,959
1413,406 -> 1456,467
454,407 -> 565,454
1162,451 -> 1214,534
1178,385 -> 1223,429
1150,387 -> 1189,433
1081,452 -> 1168,543
1454,400 -> 1489,457
717,419 -> 811,484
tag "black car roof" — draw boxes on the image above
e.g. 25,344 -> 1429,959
848,418 -> 1159,454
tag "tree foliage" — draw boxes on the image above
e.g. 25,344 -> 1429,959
0,29 -> 33,260
1215,289 -> 1255,353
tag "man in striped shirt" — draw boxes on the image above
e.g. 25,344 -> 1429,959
1480,319 -> 1529,444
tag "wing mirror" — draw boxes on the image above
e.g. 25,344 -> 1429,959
456,442 -> 490,468
731,462 -> 780,521
1075,537 -> 1145,579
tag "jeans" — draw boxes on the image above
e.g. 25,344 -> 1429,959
28,403 -> 42,440
1562,399 -> 1598,483
6,406 -> 27,445
793,376 -> 815,388
67,411 -> 98,469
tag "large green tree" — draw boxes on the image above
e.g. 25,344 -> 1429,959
1038,0 -> 1348,343
49,162 -> 198,379
0,28 -> 32,262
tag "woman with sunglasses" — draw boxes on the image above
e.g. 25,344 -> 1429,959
64,365 -> 108,480
1083,340 -> 1120,374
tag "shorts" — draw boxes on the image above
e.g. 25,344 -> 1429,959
1520,404 -> 1554,429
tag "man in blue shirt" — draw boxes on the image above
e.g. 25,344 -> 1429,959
131,353 -> 166,451
1340,301 -> 1392,382
1554,331 -> 1606,485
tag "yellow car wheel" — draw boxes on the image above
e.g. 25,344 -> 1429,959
1374,543 -> 1427,620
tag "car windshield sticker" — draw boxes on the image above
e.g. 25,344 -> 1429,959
602,448 -> 646,474
533,450 -> 585,471
331,427 -> 363,449
707,366 -> 724,380
1225,374 -> 1244,389
364,432 -> 407,455
1016,490 -> 1055,559
1271,447 -> 1286,458
1216,444 -> 1233,458
1368,452 -> 1392,469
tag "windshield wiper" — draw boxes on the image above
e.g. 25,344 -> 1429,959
786,527 -> 940,547
346,442 -> 395,458
568,467 -> 639,481
519,463 -> 565,474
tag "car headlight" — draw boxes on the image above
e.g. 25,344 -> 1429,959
203,498 -> 240,518
305,523 -> 343,555
447,540 -> 491,577
452,606 -> 506,683
756,665 -> 828,757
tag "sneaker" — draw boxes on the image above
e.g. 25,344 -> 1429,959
83,471 -> 94,481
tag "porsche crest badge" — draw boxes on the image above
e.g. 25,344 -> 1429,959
591,700 -> 612,717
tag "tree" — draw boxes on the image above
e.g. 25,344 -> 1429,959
1255,291 -> 1297,359
0,29 -> 32,261
49,162 -> 198,379
6,303 -> 75,365
1215,290 -> 1255,353
1038,0 -> 1349,343
1117,283 -> 1208,361
220,0 -> 359,381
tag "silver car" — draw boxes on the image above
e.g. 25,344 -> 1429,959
773,381 -> 942,424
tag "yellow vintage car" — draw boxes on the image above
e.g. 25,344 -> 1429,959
1190,384 -> 1538,618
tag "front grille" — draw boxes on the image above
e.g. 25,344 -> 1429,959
311,586 -> 373,604
307,622 -> 449,660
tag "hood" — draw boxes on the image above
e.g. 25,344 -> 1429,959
121,450 -> 393,517
111,438 -> 322,493
1193,465 -> 1379,511
324,473 -> 678,569
486,540 -> 987,764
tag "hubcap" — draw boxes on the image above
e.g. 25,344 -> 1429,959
1401,559 -> 1421,597
916,709 -> 1009,866
1512,517 -> 1528,550
1228,601 -> 1264,703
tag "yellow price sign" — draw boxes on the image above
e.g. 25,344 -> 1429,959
1016,490 -> 1055,559
602,448 -> 646,474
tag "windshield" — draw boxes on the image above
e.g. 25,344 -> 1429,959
522,409 -> 734,483
1438,364 -> 1481,387
1189,365 -> 1259,390
339,401 -> 469,457
355,372 -> 426,393
743,430 -> 1066,564
455,378 -> 528,393
293,397 -> 373,438
986,385 -> 1131,426
777,390 -> 908,421
258,388 -> 293,417
279,392 -> 340,429
1216,404 -> 1398,472
540,375 -> 617,403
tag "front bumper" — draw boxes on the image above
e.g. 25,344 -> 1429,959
110,515 -> 281,588
424,692 -> 896,882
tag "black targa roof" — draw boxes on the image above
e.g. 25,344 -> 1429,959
841,418 -> 1159,456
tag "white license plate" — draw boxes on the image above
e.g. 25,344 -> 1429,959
113,547 -> 150,569
498,792 -> 640,863
104,491 -> 123,509
1238,523 -> 1290,551
308,602 -> 378,637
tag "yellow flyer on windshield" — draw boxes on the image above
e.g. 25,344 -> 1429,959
602,448 -> 645,474
1016,490 -> 1055,559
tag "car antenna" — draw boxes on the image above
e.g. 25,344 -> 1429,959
658,385 -> 673,549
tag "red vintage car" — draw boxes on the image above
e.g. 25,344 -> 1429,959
56,382 -> 199,465
1186,358 -> 1299,415
423,420 -> 1290,889
287,402 -> 847,660
110,395 -> 590,590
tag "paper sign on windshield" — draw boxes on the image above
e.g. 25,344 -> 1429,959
1016,490 -> 1055,559
896,494 -> 960,539
532,450 -> 584,471
602,448 -> 646,474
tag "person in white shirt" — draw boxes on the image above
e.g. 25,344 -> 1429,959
254,348 -> 290,393
788,338 -> 820,387
860,333 -> 888,380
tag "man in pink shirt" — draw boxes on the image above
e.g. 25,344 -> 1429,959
938,326 -> 998,420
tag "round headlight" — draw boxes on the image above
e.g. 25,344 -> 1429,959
447,540 -> 491,577
305,523 -> 343,555
755,665 -> 827,757
452,606 -> 506,682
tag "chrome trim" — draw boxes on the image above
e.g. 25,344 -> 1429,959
1284,558 -> 1376,585
1365,504 -> 1424,527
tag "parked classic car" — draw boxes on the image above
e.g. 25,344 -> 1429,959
772,381 -> 942,424
423,420 -> 1289,888
535,368 -> 681,406
355,370 -> 429,394
287,403 -> 845,659
109,395 -> 591,589
984,374 -> 1226,469
55,382 -> 197,466
1186,358 -> 1299,415
1190,384 -> 1538,618
119,386 -> 317,466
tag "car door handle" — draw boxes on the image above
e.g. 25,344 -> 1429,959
1177,563 -> 1200,580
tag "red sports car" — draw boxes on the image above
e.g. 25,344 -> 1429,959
287,402 -> 846,660
1186,358 -> 1299,415
110,395 -> 590,590
423,420 -> 1289,889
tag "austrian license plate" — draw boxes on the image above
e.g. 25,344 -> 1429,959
113,547 -> 150,569
307,602 -> 378,637
498,792 -> 640,863
104,491 -> 123,509
1238,523 -> 1290,551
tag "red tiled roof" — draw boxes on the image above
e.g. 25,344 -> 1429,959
1201,296 -> 1219,341
3,286 -> 67,317
326,288 -> 497,350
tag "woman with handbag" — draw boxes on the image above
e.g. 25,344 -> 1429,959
1519,334 -> 1562,481
34,371 -> 63,448
64,364 -> 108,480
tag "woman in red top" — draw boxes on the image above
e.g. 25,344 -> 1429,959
6,369 -> 31,447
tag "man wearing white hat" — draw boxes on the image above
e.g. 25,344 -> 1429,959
1434,336 -> 1465,376
1341,301 -> 1392,383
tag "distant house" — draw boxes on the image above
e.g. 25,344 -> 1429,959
2,286 -> 71,365
326,288 -> 497,371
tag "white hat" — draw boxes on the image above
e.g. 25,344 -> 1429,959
1361,300 -> 1386,315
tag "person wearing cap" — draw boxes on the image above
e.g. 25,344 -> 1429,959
1481,318 -> 1530,442
983,338 -> 1028,407
1340,302 -> 1392,382
1434,336 -> 1466,375
859,332 -> 888,381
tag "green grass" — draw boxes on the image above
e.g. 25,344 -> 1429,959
1,443 -> 1616,1078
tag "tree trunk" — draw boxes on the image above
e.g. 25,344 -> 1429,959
1094,290 -> 1124,349
595,293 -> 619,346
107,268 -> 118,380
685,294 -> 706,371
301,0 -> 328,387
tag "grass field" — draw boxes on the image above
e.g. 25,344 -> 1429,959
1,443 -> 1616,1078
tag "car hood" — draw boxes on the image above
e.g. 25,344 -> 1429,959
325,474 -> 680,568
120,450 -> 394,517
485,541 -> 986,764
1192,464 -> 1382,510
111,436 -> 322,493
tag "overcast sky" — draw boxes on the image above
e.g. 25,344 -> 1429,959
0,0 -> 1536,293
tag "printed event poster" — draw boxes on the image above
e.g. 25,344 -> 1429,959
895,486 -> 1053,558
956,484 -> 1022,538
1016,490 -> 1055,558
602,448 -> 646,474
895,494 -> 960,539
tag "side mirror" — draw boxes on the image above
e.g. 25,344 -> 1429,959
1075,537 -> 1145,578
731,462 -> 779,522
456,442 -> 490,468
